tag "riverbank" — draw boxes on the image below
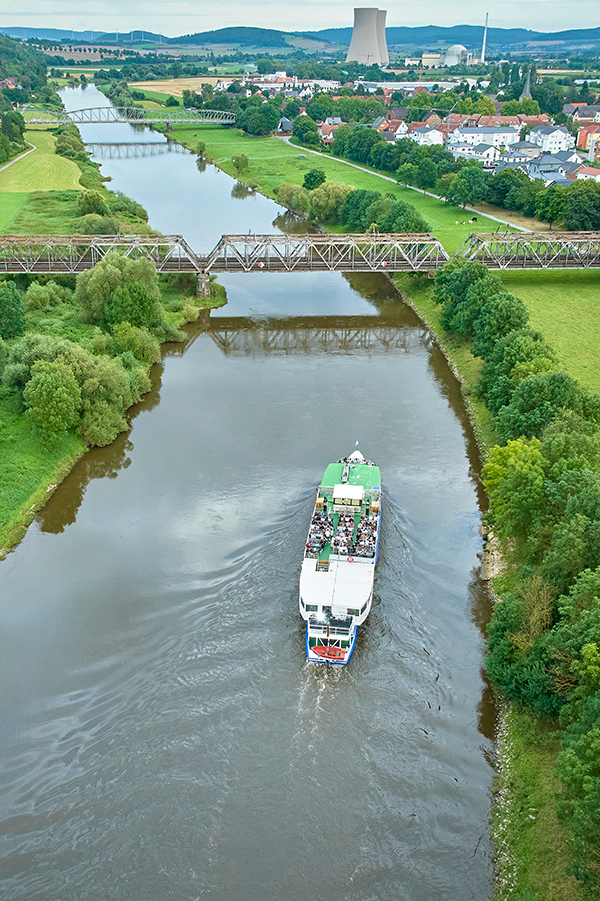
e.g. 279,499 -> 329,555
393,272 -> 583,901
0,124 -> 227,559
168,125 -> 507,254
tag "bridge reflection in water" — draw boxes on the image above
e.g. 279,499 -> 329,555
85,142 -> 189,160
204,314 -> 428,357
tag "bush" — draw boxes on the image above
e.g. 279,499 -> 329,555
77,190 -> 109,217
76,253 -> 161,324
105,282 -> 163,330
79,399 -> 128,447
75,214 -> 120,235
309,182 -> 355,224
25,281 -> 72,310
275,183 -> 310,214
23,360 -> 81,434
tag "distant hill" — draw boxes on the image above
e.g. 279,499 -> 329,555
0,27 -> 166,44
2,23 -> 600,50
309,24 -> 600,48
174,27 -> 288,47
0,27 -> 104,42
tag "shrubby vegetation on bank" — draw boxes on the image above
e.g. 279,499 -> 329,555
433,259 -> 600,891
0,256 -> 213,450
274,177 -> 430,232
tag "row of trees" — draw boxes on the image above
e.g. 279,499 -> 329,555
434,259 -> 600,886
274,173 -> 430,232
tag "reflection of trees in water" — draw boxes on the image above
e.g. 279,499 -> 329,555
196,157 -> 207,174
231,181 -> 254,200
271,211 -> 319,235
36,363 -> 165,534
467,565 -> 497,743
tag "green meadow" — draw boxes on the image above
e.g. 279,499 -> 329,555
171,126 -> 499,253
500,270 -> 600,394
0,130 -> 82,193
0,192 -> 30,231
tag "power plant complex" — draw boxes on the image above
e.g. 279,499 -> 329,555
346,8 -> 389,68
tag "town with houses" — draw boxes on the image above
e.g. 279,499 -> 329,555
239,69 -> 600,186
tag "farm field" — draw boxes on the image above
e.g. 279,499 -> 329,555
0,131 -> 82,193
171,126 -> 502,252
130,76 -> 227,95
501,269 -> 600,394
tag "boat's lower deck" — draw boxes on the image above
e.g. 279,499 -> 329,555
305,624 -> 358,665
305,498 -> 379,565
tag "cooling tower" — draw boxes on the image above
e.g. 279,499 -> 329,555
376,10 -> 389,67
346,8 -> 382,67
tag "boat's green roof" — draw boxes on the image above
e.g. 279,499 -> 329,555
321,462 -> 381,491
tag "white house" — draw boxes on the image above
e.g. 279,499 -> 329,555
471,143 -> 501,167
575,166 -> 600,182
447,126 -> 521,149
529,125 -> 576,154
409,126 -> 444,146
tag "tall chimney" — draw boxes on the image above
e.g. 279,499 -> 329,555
481,12 -> 489,64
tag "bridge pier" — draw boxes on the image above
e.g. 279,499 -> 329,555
196,272 -> 211,298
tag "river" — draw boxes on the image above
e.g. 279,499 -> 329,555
0,85 -> 495,900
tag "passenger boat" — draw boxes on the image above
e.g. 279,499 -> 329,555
299,447 -> 381,665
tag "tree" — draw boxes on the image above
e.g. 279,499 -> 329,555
75,253 -> 161,324
77,190 -> 109,217
284,99 -> 301,119
196,140 -> 206,158
535,185 -> 565,229
105,282 -> 162,330
0,282 -> 25,340
231,154 -> 249,176
23,360 -> 81,434
1,110 -> 25,142
496,370 -> 582,443
303,169 -> 326,191
275,183 -> 310,213
562,181 -> 600,231
414,158 -> 438,193
292,115 -> 320,146
309,182 -> 355,224
447,163 -> 488,208
483,437 -> 547,541
472,292 -> 530,359
397,162 -> 417,187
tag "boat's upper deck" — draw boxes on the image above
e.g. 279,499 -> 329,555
321,461 -> 381,493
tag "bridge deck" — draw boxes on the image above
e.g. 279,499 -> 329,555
1,232 -> 599,275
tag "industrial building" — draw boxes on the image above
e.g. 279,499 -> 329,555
346,8 -> 389,68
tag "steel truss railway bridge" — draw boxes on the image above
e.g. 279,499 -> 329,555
1,233 -> 599,296
22,107 -> 236,127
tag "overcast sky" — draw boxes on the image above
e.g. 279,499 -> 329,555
2,0 -> 598,37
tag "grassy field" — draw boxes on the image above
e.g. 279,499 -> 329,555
135,88 -> 180,105
0,131 -> 82,193
493,706 -> 580,901
0,193 -> 31,231
0,391 -> 85,555
500,270 -> 600,394
171,126 -> 501,253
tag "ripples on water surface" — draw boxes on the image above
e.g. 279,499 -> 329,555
0,87 -> 494,900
